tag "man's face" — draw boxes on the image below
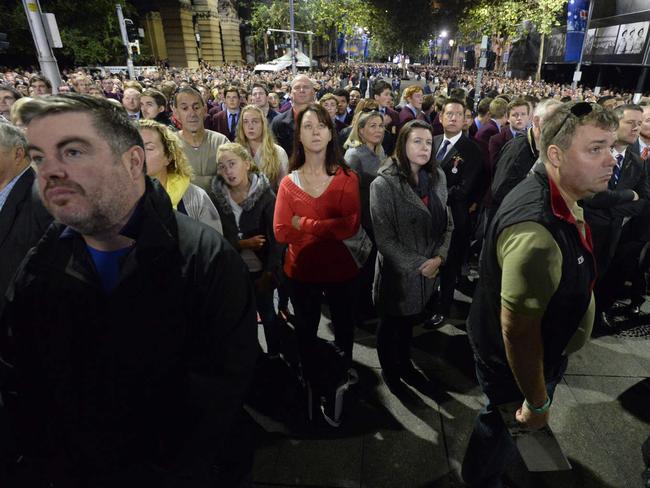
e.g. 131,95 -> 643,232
173,92 -> 206,133
290,76 -> 315,107
30,81 -> 50,96
616,109 -> 642,145
441,102 -> 465,136
101,79 -> 114,92
639,106 -> 650,141
508,104 -> 530,131
333,95 -> 348,115
409,91 -> 423,110
0,143 -> 23,175
0,90 -> 17,116
140,96 -> 164,119
552,123 -> 616,199
349,90 -> 361,107
374,88 -> 392,108
251,87 -> 268,108
268,92 -> 280,108
26,112 -> 141,235
224,90 -> 240,111
73,77 -> 91,94
463,108 -> 473,132
122,88 -> 141,113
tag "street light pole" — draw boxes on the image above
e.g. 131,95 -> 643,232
289,0 -> 296,75
116,4 -> 135,79
22,0 -> 62,92
572,0 -> 594,91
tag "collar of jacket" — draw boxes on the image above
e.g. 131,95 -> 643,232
210,172 -> 271,215
32,177 -> 179,282
527,127 -> 538,158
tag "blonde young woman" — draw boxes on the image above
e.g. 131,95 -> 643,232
235,104 -> 288,190
137,119 -> 223,234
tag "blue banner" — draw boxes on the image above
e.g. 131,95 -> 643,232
337,32 -> 346,56
565,0 -> 590,62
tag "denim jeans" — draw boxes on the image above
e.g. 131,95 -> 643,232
461,355 -> 568,488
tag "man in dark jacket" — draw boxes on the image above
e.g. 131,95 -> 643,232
0,94 -> 258,487
271,74 -> 315,158
0,123 -> 52,304
462,102 -> 618,487
583,104 -> 650,324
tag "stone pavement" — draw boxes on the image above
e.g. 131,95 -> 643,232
250,296 -> 650,488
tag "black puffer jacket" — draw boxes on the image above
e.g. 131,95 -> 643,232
0,178 -> 258,487
209,173 -> 283,278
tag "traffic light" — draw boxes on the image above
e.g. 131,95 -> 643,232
124,19 -> 138,42
0,33 -> 9,52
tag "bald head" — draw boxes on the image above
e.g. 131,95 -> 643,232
290,75 -> 315,110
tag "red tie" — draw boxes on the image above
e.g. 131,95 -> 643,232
642,146 -> 649,161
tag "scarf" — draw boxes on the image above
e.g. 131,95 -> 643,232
411,167 -> 446,239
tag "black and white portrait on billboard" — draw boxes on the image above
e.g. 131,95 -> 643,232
614,21 -> 649,54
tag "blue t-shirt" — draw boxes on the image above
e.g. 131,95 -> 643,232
86,245 -> 133,292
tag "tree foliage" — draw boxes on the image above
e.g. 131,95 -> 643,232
0,0 -> 138,68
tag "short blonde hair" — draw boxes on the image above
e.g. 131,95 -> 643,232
137,119 -> 193,178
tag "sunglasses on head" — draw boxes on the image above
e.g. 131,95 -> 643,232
547,101 -> 594,143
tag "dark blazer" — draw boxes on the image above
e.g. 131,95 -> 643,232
270,108 -> 296,157
397,105 -> 423,133
211,110 -> 240,141
488,125 -> 514,173
583,149 -> 650,266
435,134 -> 485,209
430,112 -> 444,137
0,168 -> 52,303
474,119 -> 499,159
266,108 -> 279,124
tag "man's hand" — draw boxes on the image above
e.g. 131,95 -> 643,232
240,235 -> 266,250
515,401 -> 550,430
419,256 -> 442,279
291,215 -> 302,230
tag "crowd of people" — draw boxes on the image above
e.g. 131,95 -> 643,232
1,60 -> 650,487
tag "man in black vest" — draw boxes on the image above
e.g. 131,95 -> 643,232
461,102 -> 618,487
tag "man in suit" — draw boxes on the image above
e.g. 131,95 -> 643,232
432,98 -> 485,324
583,104 -> 650,325
474,97 -> 508,162
468,97 -> 492,139
0,123 -> 52,304
211,86 -> 241,141
630,103 -> 650,161
488,98 -> 530,173
373,80 -> 399,157
333,88 -> 354,129
271,74 -> 315,158
121,87 -> 142,121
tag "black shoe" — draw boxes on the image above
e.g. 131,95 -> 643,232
423,314 -> 445,329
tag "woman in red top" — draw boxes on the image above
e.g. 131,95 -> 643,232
274,103 -> 361,378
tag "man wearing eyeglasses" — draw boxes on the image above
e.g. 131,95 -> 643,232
462,102 -> 618,488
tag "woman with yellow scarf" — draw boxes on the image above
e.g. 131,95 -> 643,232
137,119 -> 223,234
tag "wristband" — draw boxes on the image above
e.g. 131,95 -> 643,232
525,396 -> 551,414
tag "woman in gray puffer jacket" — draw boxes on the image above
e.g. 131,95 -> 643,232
370,120 -> 454,389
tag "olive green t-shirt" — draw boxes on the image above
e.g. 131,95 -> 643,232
497,205 -> 594,353
181,129 -> 229,191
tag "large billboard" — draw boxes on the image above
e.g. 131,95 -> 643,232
545,0 -> 650,66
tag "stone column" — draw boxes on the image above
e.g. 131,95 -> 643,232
220,18 -> 242,63
159,0 -> 198,68
143,12 -> 167,61
193,0 -> 224,65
